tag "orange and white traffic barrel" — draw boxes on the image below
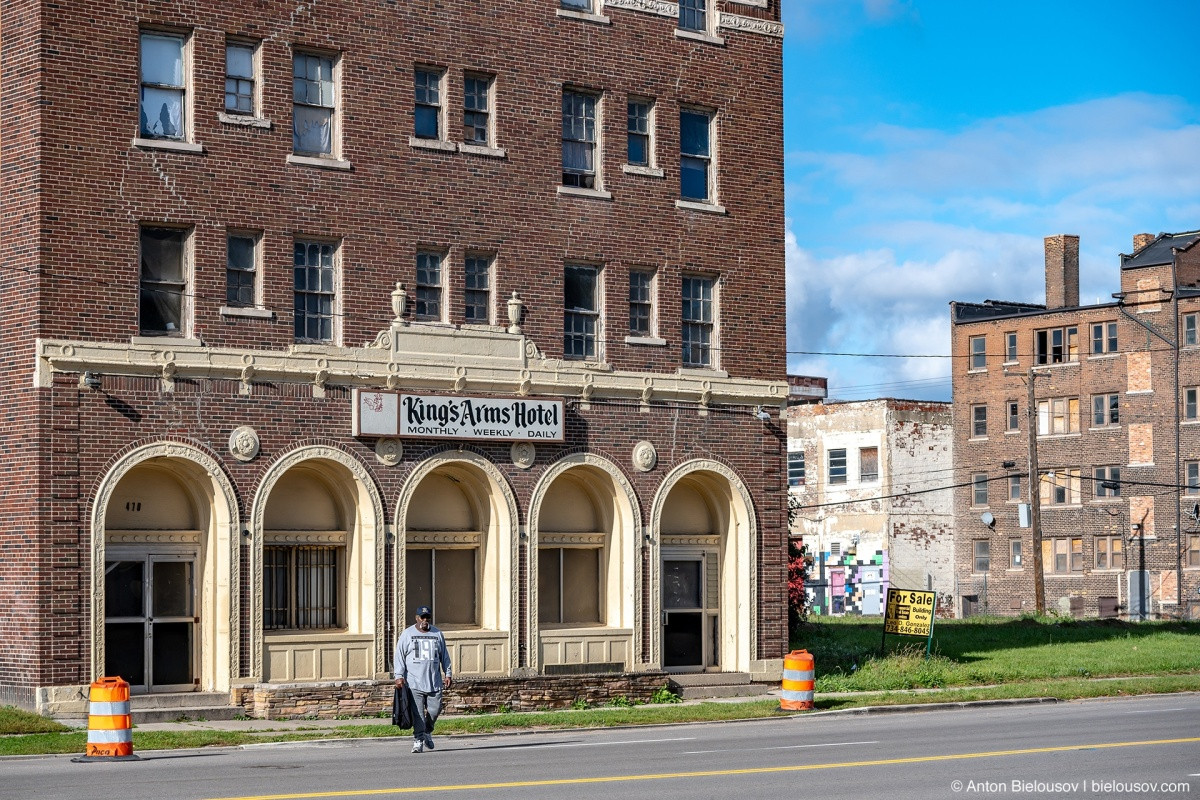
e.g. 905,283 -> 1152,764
76,676 -> 138,761
779,649 -> 815,711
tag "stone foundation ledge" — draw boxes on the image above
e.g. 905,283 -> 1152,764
231,671 -> 671,720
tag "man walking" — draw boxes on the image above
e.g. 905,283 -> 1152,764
393,605 -> 452,753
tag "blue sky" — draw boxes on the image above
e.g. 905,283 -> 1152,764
782,0 -> 1200,401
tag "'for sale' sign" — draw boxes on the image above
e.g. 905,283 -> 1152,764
884,588 -> 936,637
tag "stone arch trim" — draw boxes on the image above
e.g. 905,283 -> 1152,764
247,442 -> 387,678
527,452 -> 644,672
647,458 -> 758,672
393,449 -> 521,673
89,439 -> 241,687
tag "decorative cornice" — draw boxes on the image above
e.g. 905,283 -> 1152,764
36,326 -> 786,408
719,12 -> 784,37
604,0 -> 676,17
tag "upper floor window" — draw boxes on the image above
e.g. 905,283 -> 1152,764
1091,321 -> 1118,354
293,52 -> 336,156
560,0 -> 594,10
680,108 -> 714,202
787,451 -> 806,487
1006,400 -> 1020,431
970,404 -> 987,437
1034,325 -> 1078,364
564,264 -> 600,359
629,269 -> 655,337
463,73 -> 493,146
969,335 -> 986,369
681,274 -> 716,368
293,240 -> 336,342
1039,469 -> 1081,506
1043,537 -> 1083,574
1005,331 -> 1018,362
679,0 -> 707,31
1036,397 -> 1079,435
414,66 -> 444,140
464,254 -> 492,325
627,98 -> 654,167
1010,539 -> 1023,569
140,32 -> 186,140
224,41 -> 257,116
1186,387 -> 1198,420
562,90 -> 599,189
139,226 -> 188,335
973,540 -> 990,573
972,473 -> 988,506
1092,393 -> 1119,427
226,231 -> 259,308
416,251 -> 444,322
860,447 -> 879,482
827,449 -> 847,485
1187,461 -> 1200,495
1185,313 -> 1199,346
1094,465 -> 1121,498
1189,535 -> 1200,568
1095,536 -> 1124,570
1008,474 -> 1022,501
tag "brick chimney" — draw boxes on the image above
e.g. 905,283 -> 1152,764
1133,233 -> 1154,251
1044,234 -> 1079,309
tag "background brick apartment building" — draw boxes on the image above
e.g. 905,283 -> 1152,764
0,0 -> 788,717
951,232 -> 1200,620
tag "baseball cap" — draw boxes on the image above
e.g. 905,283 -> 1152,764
415,605 -> 432,618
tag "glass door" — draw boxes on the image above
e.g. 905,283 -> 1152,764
105,555 -> 195,692
662,557 -> 704,670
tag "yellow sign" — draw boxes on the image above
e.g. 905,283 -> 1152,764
884,588 -> 936,637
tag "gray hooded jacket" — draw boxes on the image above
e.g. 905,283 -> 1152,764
393,623 -> 452,694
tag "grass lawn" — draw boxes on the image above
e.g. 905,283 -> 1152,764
2,616 -> 1197,756
794,615 -> 1200,691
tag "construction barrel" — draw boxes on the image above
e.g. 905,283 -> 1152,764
779,649 -> 815,711
76,676 -> 138,761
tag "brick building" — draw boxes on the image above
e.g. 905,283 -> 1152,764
787,399 -> 954,617
0,1 -> 788,717
951,232 -> 1200,620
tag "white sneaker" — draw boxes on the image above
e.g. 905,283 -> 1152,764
424,734 -> 435,750
411,740 -> 424,753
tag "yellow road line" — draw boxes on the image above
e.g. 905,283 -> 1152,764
209,736 -> 1200,800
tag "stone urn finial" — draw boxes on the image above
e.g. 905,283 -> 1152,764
507,290 -> 525,335
392,282 -> 408,325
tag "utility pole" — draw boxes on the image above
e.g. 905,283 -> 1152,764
1026,366 -> 1046,615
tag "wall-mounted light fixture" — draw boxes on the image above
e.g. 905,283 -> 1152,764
79,371 -> 101,391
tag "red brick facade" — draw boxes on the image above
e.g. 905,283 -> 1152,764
951,232 -> 1200,620
0,1 -> 787,712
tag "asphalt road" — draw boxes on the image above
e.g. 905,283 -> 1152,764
6,695 -> 1199,800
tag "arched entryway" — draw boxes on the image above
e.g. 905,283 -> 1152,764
91,443 -> 239,694
528,454 -> 640,673
396,451 -> 519,676
650,461 -> 756,674
249,447 -> 385,682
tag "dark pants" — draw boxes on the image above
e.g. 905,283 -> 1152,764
410,688 -> 442,741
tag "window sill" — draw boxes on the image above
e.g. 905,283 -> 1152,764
409,136 -> 457,153
1004,429 -> 1021,435
1183,419 -> 1200,425
556,8 -> 611,24
1034,360 -> 1080,368
1037,432 -> 1081,440
459,142 -> 507,158
130,335 -> 203,347
1087,425 -> 1121,432
675,199 -> 726,214
1088,352 -> 1119,360
678,366 -> 729,378
132,137 -> 205,154
1125,389 -> 1153,395
728,0 -> 768,6
557,185 -> 613,200
967,368 -> 987,374
968,436 -> 988,442
217,113 -> 272,129
287,153 -> 353,171
1002,360 -> 1019,367
623,164 -> 664,178
675,28 -> 726,46
220,306 -> 275,320
625,335 -> 666,347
